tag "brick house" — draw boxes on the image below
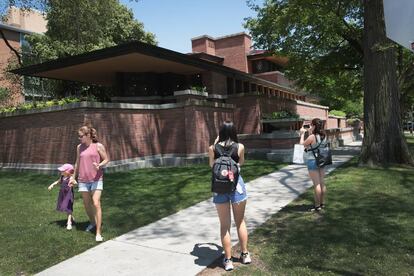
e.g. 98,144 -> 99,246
0,33 -> 352,172
0,7 -> 47,107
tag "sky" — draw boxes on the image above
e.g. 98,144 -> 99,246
120,0 -> 262,53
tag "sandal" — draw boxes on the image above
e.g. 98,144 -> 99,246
320,204 -> 325,209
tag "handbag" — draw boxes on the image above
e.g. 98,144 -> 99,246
292,144 -> 305,164
310,135 -> 332,167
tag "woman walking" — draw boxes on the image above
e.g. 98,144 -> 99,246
208,121 -> 251,271
300,118 -> 327,211
74,125 -> 109,242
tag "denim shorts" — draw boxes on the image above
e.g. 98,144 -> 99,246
213,175 -> 248,204
306,159 -> 319,171
78,180 -> 103,192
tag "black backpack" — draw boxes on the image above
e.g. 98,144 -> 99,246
211,144 -> 240,194
311,135 -> 332,167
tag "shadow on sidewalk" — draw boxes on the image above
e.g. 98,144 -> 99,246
190,243 -> 223,266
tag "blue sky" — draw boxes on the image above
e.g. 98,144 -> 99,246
120,0 -> 262,53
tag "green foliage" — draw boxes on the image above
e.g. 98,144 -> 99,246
245,0 -> 363,111
0,87 -> 10,102
189,86 -> 207,93
263,110 -> 299,120
0,96 -> 95,114
328,110 -> 346,117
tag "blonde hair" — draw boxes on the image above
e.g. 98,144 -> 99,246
78,125 -> 98,143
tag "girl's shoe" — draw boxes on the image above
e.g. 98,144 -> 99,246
240,252 -> 251,264
223,257 -> 234,271
66,224 -> 72,230
95,234 -> 104,242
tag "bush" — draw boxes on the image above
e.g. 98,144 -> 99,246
0,96 -> 96,114
263,110 -> 300,120
329,110 -> 346,117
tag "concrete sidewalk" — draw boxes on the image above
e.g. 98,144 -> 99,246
37,142 -> 361,276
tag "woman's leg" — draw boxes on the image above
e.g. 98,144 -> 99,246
319,168 -> 326,205
232,200 -> 248,253
215,203 -> 232,259
67,214 -> 72,225
91,190 -> 103,236
81,192 -> 95,223
308,170 -> 322,207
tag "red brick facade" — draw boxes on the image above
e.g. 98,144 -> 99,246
0,103 -> 233,165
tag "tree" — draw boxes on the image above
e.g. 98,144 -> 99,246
246,0 -> 413,165
245,0 -> 364,116
361,0 -> 412,165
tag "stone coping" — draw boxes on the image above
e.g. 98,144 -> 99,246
207,93 -> 228,99
173,89 -> 208,97
0,100 -> 234,118
261,118 -> 303,123
328,115 -> 346,119
0,153 -> 209,174
294,100 -> 329,110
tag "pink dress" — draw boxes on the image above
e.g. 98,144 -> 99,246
78,143 -> 103,183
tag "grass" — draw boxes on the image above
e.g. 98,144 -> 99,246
232,138 -> 414,275
0,159 -> 285,275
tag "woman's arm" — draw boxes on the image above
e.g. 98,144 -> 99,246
299,128 -> 315,147
208,145 -> 215,168
238,143 -> 245,166
95,143 -> 110,170
73,144 -> 81,180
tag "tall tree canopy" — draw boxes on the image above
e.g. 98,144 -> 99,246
246,0 -> 413,165
245,0 -> 364,116
25,0 -> 156,63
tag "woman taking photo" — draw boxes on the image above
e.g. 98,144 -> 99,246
299,118 -> 327,212
208,121 -> 251,271
74,125 -> 109,242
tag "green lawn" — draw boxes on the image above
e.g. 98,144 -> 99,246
232,139 -> 414,275
0,159 -> 285,275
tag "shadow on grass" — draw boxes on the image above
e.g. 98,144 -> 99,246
247,161 -> 414,275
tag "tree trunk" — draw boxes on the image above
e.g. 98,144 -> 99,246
0,29 -> 22,66
360,0 -> 413,165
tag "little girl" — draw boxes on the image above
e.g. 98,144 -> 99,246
48,163 -> 77,230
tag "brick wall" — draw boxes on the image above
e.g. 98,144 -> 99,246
0,103 -> 234,166
202,71 -> 227,95
214,34 -> 250,73
226,95 -> 261,134
295,101 -> 329,122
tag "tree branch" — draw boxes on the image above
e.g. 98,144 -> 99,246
0,29 -> 22,66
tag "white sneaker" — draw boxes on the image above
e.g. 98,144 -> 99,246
66,224 -> 72,230
241,252 -> 251,264
95,234 -> 104,242
85,223 -> 96,232
223,258 -> 234,271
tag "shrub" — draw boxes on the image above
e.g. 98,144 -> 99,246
263,110 -> 300,120
329,110 -> 346,117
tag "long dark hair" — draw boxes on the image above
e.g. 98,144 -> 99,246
218,121 -> 238,146
311,118 -> 325,139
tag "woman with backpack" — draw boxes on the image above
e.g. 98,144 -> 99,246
208,121 -> 251,271
299,118 -> 328,212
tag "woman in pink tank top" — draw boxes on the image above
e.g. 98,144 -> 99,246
74,125 -> 109,242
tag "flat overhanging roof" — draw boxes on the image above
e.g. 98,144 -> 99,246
12,40 -> 299,94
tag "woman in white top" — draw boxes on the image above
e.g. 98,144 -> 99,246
299,118 -> 327,212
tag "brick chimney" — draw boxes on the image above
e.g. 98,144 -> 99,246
191,33 -> 252,73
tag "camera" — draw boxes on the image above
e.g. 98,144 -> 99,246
303,124 -> 310,129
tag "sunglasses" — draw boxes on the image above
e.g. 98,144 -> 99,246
78,134 -> 85,138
